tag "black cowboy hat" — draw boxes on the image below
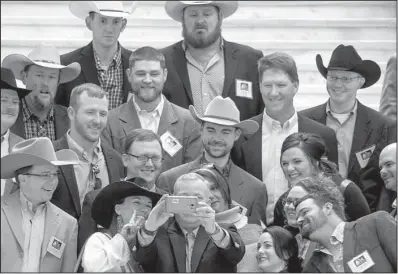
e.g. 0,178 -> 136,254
316,44 -> 381,89
1,67 -> 32,98
91,179 -> 162,229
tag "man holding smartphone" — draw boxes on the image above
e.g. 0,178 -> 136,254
134,173 -> 245,272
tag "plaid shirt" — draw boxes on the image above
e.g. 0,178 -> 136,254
93,44 -> 124,110
21,98 -> 56,141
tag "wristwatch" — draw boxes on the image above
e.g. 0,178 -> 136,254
142,223 -> 157,236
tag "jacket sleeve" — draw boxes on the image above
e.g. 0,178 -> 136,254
182,118 -> 202,164
219,225 -> 246,266
61,218 -> 78,272
343,182 -> 371,221
248,183 -> 268,226
156,172 -> 173,193
101,123 -> 114,151
78,191 -> 100,254
375,211 -> 397,271
133,228 -> 159,265
379,55 -> 397,121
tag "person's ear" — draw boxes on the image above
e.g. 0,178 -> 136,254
67,106 -> 75,120
114,204 -> 121,215
323,202 -> 333,215
122,154 -> 129,168
85,16 -> 92,31
120,18 -> 127,32
234,128 -> 242,141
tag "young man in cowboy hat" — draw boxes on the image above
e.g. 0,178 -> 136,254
1,67 -> 32,196
300,44 -> 397,212
157,96 -> 268,226
56,1 -> 136,110
2,43 -> 81,141
1,137 -> 79,272
161,1 -> 264,121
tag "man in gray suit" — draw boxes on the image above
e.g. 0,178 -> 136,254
157,96 -> 268,226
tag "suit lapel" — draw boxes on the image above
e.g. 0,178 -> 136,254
120,100 -> 142,137
41,204 -> 61,261
172,42 -> 193,103
343,222 -> 356,272
241,114 -> 263,180
103,145 -> 119,184
157,99 -> 178,136
191,227 -> 211,273
2,191 -> 24,249
121,46 -> 131,103
167,220 -> 187,273
80,42 -> 101,86
54,106 -> 69,140
306,103 -> 328,125
222,41 -> 239,97
228,164 -> 245,203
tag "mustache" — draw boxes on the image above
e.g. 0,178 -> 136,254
195,23 -> 208,30
208,140 -> 226,146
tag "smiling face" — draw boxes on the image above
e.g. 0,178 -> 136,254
379,144 -> 397,192
296,198 -> 328,240
281,147 -> 317,186
256,232 -> 287,272
206,179 -> 229,213
115,195 -> 153,226
284,186 -> 308,227
326,70 -> 364,106
87,13 -> 127,48
1,89 -> 20,132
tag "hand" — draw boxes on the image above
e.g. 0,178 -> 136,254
144,194 -> 174,232
119,210 -> 144,245
195,201 -> 217,234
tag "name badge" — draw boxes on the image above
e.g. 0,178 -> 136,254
160,131 -> 182,157
235,79 -> 253,99
355,145 -> 376,169
347,250 -> 375,272
47,236 -> 66,259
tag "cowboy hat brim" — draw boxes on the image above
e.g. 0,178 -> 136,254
2,54 -> 81,84
189,105 -> 259,135
316,54 -> 381,89
1,149 -> 79,179
1,80 -> 32,99
69,1 -> 135,20
165,1 -> 238,22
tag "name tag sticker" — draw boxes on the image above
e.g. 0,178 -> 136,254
235,79 -> 253,99
347,250 -> 375,272
47,236 -> 65,259
160,131 -> 182,157
355,145 -> 376,169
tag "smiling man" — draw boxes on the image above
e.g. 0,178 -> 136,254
379,142 -> 397,219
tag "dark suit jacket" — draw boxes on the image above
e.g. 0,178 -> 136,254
51,134 -> 125,220
55,42 -> 132,107
303,211 -> 397,273
10,104 -> 69,140
231,113 -> 339,181
156,157 -> 268,225
134,218 -> 245,273
101,96 -> 203,172
161,40 -> 264,121
299,101 -> 397,211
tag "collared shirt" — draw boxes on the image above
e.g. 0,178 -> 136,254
180,226 -> 200,272
262,111 -> 299,224
132,94 -> 165,133
1,130 -> 10,196
199,153 -> 233,179
183,40 -> 225,115
93,44 -> 124,110
326,100 -> 358,178
20,191 -> 47,272
66,131 -> 110,207
21,98 -> 56,141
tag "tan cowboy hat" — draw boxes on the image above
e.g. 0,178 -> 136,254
1,43 -> 81,84
69,1 -> 138,20
189,96 -> 259,134
165,1 -> 238,22
1,137 -> 79,179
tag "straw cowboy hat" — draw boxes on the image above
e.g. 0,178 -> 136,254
165,1 -> 239,22
69,1 -> 138,20
316,44 -> 381,89
189,96 -> 259,134
2,43 -> 81,84
1,137 -> 79,179
1,67 -> 32,99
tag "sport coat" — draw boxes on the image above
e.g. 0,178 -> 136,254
299,101 -> 397,211
1,190 -> 78,272
161,40 -> 264,121
10,104 -> 69,140
51,134 -> 125,219
231,112 -> 339,181
303,211 -> 397,273
156,156 -> 268,225
134,218 -> 245,273
101,96 -> 202,172
55,42 -> 132,108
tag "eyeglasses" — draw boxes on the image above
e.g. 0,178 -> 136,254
91,164 -> 102,190
24,172 -> 59,181
326,75 -> 361,84
126,153 -> 163,163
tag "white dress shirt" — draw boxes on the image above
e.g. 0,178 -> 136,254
132,94 -> 165,134
1,130 -> 10,196
262,111 -> 298,224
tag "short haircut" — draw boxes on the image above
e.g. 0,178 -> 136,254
124,128 -> 162,154
14,165 -> 33,186
257,52 -> 299,83
69,83 -> 108,110
129,46 -> 166,70
173,173 -> 206,194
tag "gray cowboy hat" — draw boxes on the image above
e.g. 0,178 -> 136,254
69,1 -> 138,20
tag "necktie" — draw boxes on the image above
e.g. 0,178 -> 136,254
186,232 -> 195,273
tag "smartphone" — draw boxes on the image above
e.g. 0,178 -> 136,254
165,196 -> 199,214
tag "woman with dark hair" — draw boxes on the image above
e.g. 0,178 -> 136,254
257,226 -> 302,273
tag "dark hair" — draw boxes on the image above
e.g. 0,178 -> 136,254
261,226 -> 302,273
69,83 -> 108,110
258,52 -> 299,84
14,165 -> 33,186
124,128 -> 163,154
129,46 -> 166,70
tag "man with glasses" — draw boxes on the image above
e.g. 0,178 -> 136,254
300,44 -> 397,212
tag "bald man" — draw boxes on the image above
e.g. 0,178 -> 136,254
379,143 -> 397,219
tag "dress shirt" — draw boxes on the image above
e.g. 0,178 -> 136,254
326,100 -> 358,178
262,111 -> 298,224
183,40 -> 225,115
20,191 -> 47,272
1,130 -> 10,196
199,153 -> 232,178
66,131 -> 110,207
132,94 -> 165,134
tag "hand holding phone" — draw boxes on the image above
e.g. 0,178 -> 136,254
164,196 -> 199,214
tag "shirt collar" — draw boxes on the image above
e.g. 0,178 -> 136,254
199,153 -> 232,178
330,222 -> 345,245
20,190 -> 47,214
132,94 -> 165,117
180,225 -> 200,238
326,99 -> 358,116
21,98 -> 54,123
393,199 -> 397,209
1,129 -> 10,142
93,43 -> 122,69
262,110 -> 298,131
66,129 -> 102,161
182,37 -> 224,53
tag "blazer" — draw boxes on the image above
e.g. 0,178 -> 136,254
10,104 -> 70,140
55,42 -> 132,108
299,100 -> 397,211
2,132 -> 24,197
231,112 -> 339,181
1,190 -> 78,272
101,96 -> 203,172
134,218 -> 245,273
161,40 -> 265,121
156,156 -> 268,225
379,55 -> 397,120
303,211 -> 397,273
51,134 -> 125,220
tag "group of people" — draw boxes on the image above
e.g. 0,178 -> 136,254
1,1 -> 397,273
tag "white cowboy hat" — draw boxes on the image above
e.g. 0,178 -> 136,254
165,1 -> 238,22
1,137 -> 79,179
2,43 -> 81,84
189,96 -> 259,135
69,1 -> 138,20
